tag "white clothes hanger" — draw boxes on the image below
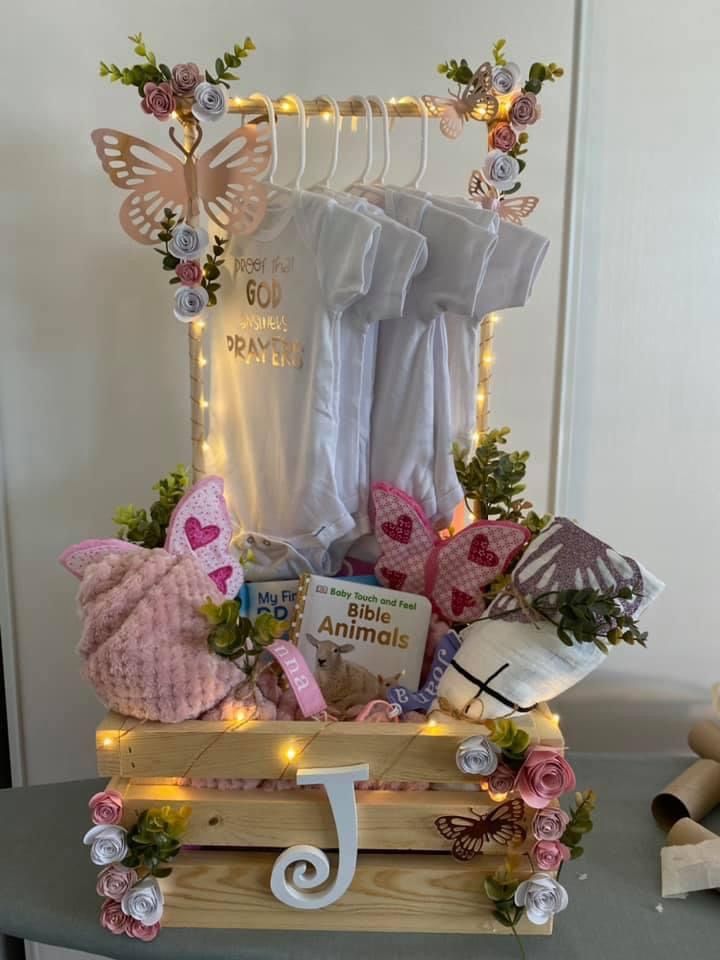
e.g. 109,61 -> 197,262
247,91 -> 278,184
367,95 -> 391,185
399,95 -> 428,189
346,96 -> 374,188
313,95 -> 342,188
279,92 -> 306,189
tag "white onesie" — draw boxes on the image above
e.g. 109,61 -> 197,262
205,189 -> 380,579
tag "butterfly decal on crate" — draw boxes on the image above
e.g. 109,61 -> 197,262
60,475 -> 244,598
434,799 -> 527,861
90,123 -> 271,244
371,483 -> 530,623
468,168 -> 539,225
422,63 -> 499,140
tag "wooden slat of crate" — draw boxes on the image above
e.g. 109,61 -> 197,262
161,848 -> 552,934
97,710 -> 563,782
110,777 -> 535,853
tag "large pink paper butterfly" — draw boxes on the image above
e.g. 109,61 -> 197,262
468,168 -> 539,225
371,483 -> 529,623
423,63 -> 499,140
59,475 -> 244,598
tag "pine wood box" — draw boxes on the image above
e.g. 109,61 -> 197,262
96,709 -> 564,934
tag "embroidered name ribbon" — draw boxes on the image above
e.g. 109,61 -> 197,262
388,631 -> 462,713
267,640 -> 327,718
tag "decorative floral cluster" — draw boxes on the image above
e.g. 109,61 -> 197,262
200,597 -> 286,675
82,789 -> 191,942
153,210 -> 228,322
99,32 -> 255,126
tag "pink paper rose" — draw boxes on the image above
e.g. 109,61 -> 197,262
171,62 -> 202,97
515,748 -> 576,808
89,789 -> 124,826
509,92 -> 539,129
488,762 -> 515,796
532,839 -> 571,871
96,864 -> 138,900
141,82 -> 176,121
532,806 -> 570,841
175,260 -> 204,286
127,919 -> 161,941
100,898 -> 130,936
490,122 -> 517,153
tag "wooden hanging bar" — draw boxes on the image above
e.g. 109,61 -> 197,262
228,96 -> 427,118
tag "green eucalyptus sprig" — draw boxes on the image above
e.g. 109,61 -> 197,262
123,804 -> 191,879
484,861 -> 526,960
154,207 -> 182,275
205,39 -> 256,88
486,718 -> 530,767
113,465 -> 189,548
523,61 -> 564,95
529,586 -> 648,654
435,57 -> 475,86
200,599 -> 286,676
201,235 -> 228,307
560,789 -> 596,861
492,38 -> 508,67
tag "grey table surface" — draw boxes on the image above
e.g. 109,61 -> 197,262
0,754 -> 717,960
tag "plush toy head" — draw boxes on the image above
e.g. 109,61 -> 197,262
437,517 -> 665,719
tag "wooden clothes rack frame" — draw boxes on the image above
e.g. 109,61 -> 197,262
227,96 -> 427,118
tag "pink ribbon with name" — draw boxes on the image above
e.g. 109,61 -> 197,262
266,641 -> 327,718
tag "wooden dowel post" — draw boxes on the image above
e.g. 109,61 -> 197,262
182,117 -> 205,482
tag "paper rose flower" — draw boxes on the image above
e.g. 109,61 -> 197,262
174,284 -> 209,323
489,122 -> 517,153
532,807 -> 570,841
509,92 -> 540,129
488,762 -> 515,795
171,62 -> 202,97
515,748 -> 576,809
456,735 -> 499,776
514,872 -> 568,925
127,919 -> 161,941
492,62 -> 521,95
175,260 -> 204,286
83,824 -> 128,866
96,864 -> 138,900
531,839 -> 571,871
89,789 -> 124,826
192,81 -> 228,123
121,877 -> 164,926
168,224 -> 209,260
482,149 -> 520,191
100,898 -> 130,936
140,82 -> 176,122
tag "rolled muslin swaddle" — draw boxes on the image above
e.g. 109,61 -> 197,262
437,517 -> 664,720
76,548 -> 239,722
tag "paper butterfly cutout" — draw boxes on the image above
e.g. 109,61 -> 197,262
422,63 -> 499,140
91,123 -> 271,245
434,799 -> 527,861
468,169 -> 539,225
60,475 -> 244,598
371,483 -> 530,623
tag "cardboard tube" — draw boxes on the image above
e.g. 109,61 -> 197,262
688,720 -> 720,762
652,759 -> 720,830
667,817 -> 720,846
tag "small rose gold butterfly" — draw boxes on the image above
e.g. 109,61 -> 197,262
434,798 -> 527,861
468,168 -> 539,225
423,63 -> 499,140
91,122 -> 272,244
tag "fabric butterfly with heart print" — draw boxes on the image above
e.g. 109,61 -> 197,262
60,475 -> 244,598
371,483 -> 530,624
468,168 -> 539,226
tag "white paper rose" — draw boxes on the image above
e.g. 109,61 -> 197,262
192,81 -> 228,123
173,284 -> 209,323
121,877 -> 164,925
83,824 -> 128,866
168,223 -> 209,260
492,62 -> 521,95
514,872 -> 569,925
482,149 -> 520,191
456,735 -> 500,775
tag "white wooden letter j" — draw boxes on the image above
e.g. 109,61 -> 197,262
270,763 -> 369,909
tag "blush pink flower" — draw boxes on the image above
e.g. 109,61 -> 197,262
509,92 -> 539,129
171,62 -> 202,97
100,899 -> 130,936
127,919 -> 161,941
88,789 -> 124,826
490,122 -> 517,153
532,839 -> 571,871
514,748 -> 576,809
141,82 -> 176,121
488,762 -> 515,796
175,260 -> 204,286
532,807 -> 570,841
96,864 -> 138,900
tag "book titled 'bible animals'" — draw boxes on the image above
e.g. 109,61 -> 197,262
291,575 -> 431,692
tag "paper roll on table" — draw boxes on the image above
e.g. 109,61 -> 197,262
688,719 -> 720,762
651,759 -> 720,830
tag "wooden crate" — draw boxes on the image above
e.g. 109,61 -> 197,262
97,709 -> 564,933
